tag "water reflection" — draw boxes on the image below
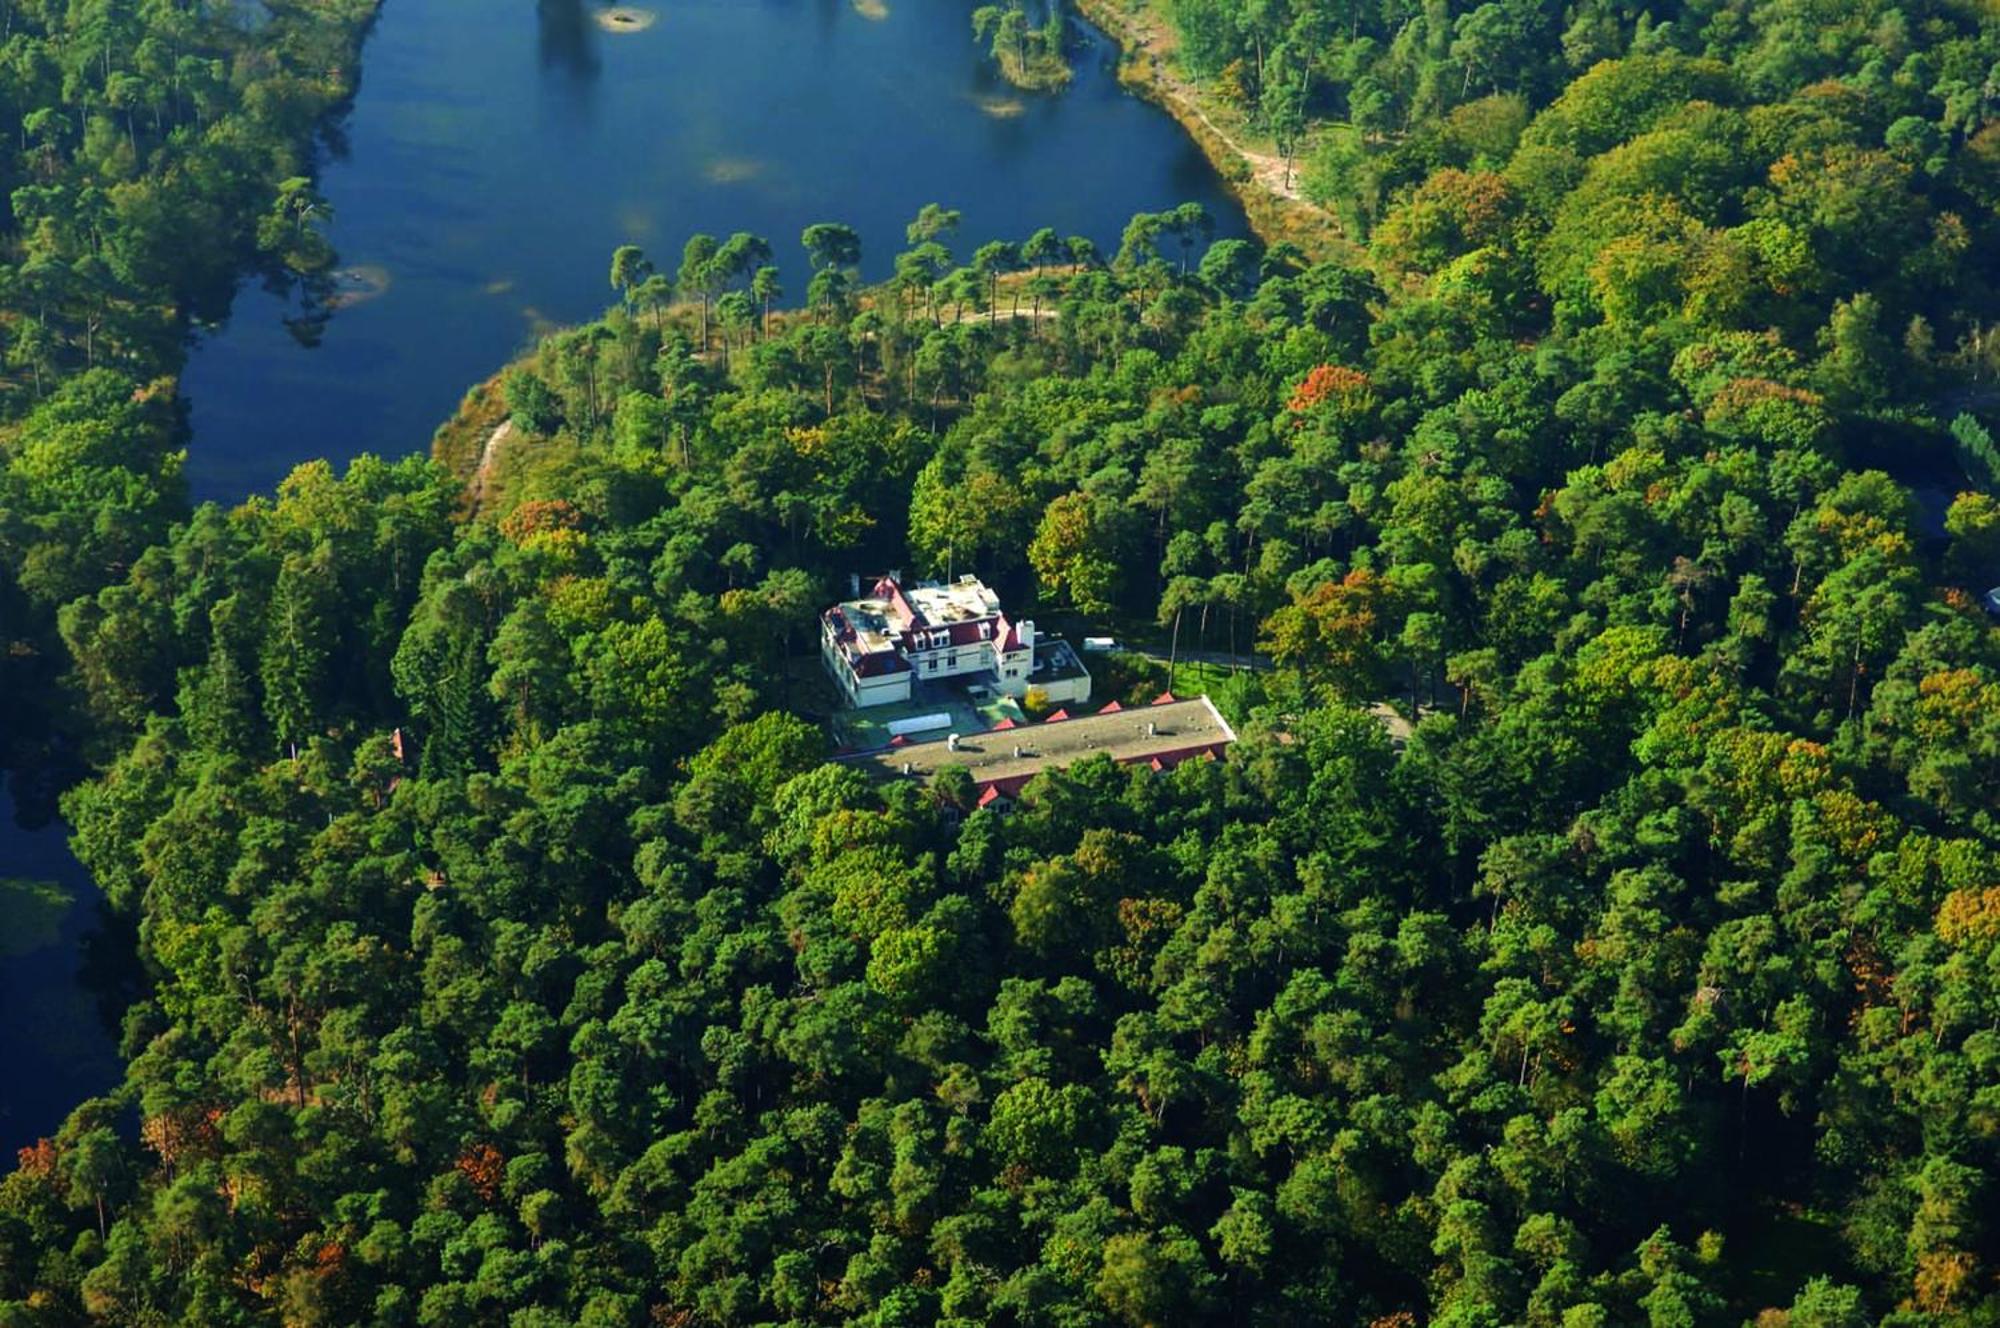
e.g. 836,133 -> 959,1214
537,0 -> 601,84
0,786 -> 129,1154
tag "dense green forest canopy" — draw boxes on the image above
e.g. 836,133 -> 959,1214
1156,0 -> 2000,256
8,0 -> 2000,1324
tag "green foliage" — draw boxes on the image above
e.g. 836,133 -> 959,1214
0,0 -> 381,771
13,0 -> 2000,1323
972,0 -> 1071,91
1951,413 -> 2000,493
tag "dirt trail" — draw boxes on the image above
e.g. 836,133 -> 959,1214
1082,0 -> 1325,212
469,418 -> 513,508
1181,92 -> 1312,203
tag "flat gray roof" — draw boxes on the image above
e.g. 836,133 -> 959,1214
838,695 -> 1235,787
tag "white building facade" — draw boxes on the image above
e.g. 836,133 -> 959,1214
822,575 -> 1065,708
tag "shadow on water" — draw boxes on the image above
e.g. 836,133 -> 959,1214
538,0 -> 602,83
0,780 -> 135,1154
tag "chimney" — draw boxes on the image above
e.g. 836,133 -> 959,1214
1012,745 -> 1022,759
1018,619 -> 1036,650
947,733 -> 960,752
900,761 -> 912,775
1146,721 -> 1157,737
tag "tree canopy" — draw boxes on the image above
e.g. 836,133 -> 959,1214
8,1 -> 2000,1324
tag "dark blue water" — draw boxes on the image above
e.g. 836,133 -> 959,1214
180,0 -> 1248,500
0,790 -> 126,1155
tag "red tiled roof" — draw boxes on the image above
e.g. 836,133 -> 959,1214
1152,691 -> 1178,705
1045,708 -> 1070,722
1099,700 -> 1123,713
991,717 -> 1017,730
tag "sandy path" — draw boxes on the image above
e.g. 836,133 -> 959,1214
469,418 -> 513,507
1086,0 -> 1324,210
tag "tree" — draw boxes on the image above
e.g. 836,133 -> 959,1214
609,244 -> 653,305
1197,238 -> 1257,296
678,232 -> 721,350
504,368 -> 563,435
802,221 -> 862,274
62,1126 -> 124,1238
972,239 -> 1019,320
1260,570 -> 1386,702
1030,491 -> 1122,616
906,203 -> 963,247
1096,1230 -> 1215,1326
1264,76 -> 1307,190
1023,226 -> 1062,274
751,265 -> 782,338
260,546 -> 338,758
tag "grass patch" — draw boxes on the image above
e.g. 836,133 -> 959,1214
1089,651 -> 1266,724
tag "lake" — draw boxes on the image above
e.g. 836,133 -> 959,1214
0,789 -> 129,1156
178,0 -> 1249,501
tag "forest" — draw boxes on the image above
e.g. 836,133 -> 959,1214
6,0 -> 2000,1324
0,0 -> 377,798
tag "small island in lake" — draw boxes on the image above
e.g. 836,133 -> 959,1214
973,0 -> 1070,90
594,5 -> 657,33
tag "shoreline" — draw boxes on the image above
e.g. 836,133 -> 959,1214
1070,0 -> 1350,261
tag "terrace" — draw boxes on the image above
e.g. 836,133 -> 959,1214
828,684 -> 1028,753
838,695 -> 1237,798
